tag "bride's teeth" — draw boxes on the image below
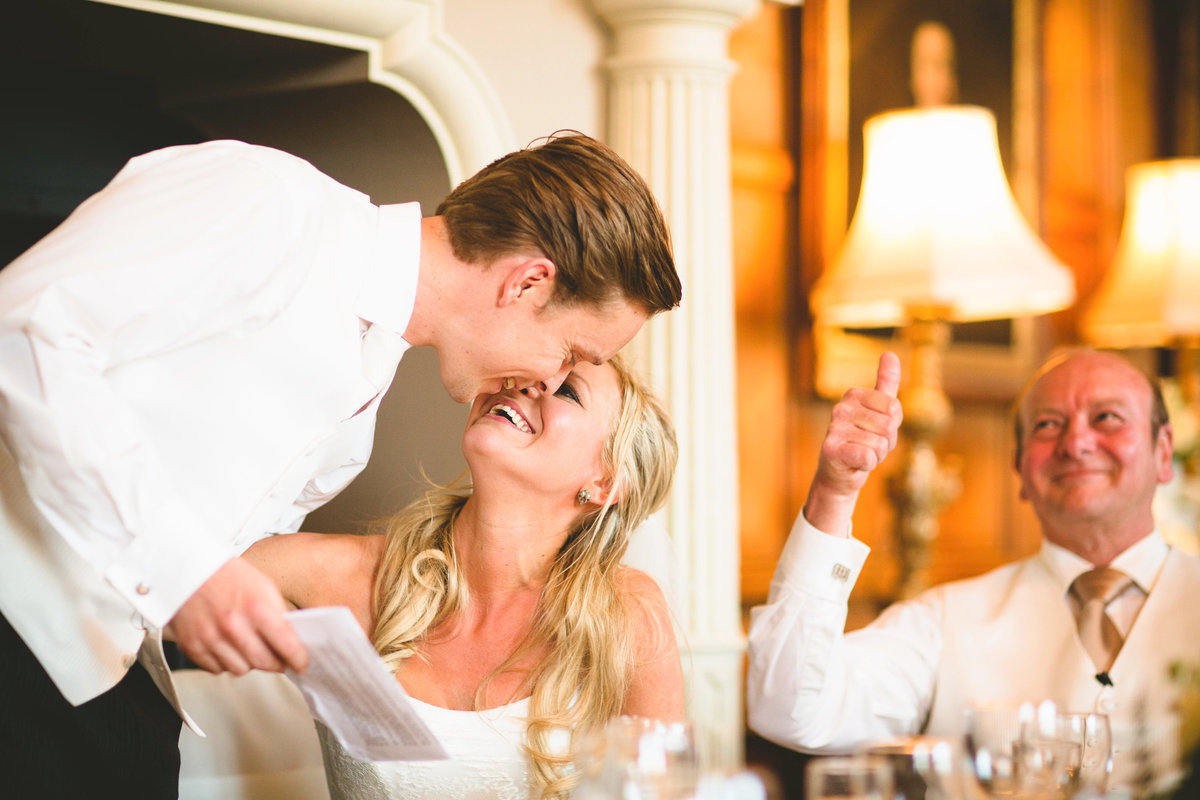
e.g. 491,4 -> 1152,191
490,403 -> 531,433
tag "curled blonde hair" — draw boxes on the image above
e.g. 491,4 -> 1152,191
370,355 -> 678,798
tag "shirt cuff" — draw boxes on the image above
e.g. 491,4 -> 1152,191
775,512 -> 870,603
104,508 -> 237,629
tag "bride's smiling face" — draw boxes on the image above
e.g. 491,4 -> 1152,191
463,360 -> 622,498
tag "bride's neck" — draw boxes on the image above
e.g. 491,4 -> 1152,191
452,498 -> 569,594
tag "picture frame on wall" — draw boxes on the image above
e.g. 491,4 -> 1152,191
796,0 -> 1052,401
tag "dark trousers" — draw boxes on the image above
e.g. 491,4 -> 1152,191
0,612 -> 182,799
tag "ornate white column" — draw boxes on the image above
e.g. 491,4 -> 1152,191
591,0 -> 758,771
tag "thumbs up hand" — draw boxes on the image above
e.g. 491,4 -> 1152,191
802,352 -> 903,535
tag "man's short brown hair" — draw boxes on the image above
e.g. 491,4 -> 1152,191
436,132 -> 681,314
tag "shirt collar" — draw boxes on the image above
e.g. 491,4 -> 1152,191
356,201 -> 421,340
1038,529 -> 1169,595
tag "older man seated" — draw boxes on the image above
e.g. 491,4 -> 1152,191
746,349 -> 1200,795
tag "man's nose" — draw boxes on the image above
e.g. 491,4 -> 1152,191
532,363 -> 572,396
540,367 -> 571,398
1058,419 -> 1096,457
515,361 -> 572,396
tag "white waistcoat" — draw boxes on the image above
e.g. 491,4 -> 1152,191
925,549 -> 1200,789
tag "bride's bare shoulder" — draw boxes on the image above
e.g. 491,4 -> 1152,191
246,532 -> 383,614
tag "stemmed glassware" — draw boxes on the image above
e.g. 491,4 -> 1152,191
963,699 -> 1034,796
573,716 -> 701,799
573,716 -> 775,799
866,735 -> 968,800
1015,702 -> 1084,798
805,754 -> 893,800
1053,712 -> 1112,795
963,700 -> 1113,799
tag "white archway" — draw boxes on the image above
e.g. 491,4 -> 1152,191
90,0 -> 516,183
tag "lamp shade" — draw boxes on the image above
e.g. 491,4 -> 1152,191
812,105 -> 1075,328
1082,159 -> 1200,347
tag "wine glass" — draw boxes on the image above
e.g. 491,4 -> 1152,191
1054,712 -> 1112,795
573,715 -> 700,799
805,754 -> 893,800
693,768 -> 776,800
1015,702 -> 1083,799
963,699 -> 1037,796
867,735 -> 968,800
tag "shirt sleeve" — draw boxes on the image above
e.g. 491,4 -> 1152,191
745,511 -> 943,751
0,141 -> 330,627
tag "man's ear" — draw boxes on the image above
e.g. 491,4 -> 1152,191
1156,423 -> 1176,485
498,257 -> 557,309
1013,450 -> 1028,501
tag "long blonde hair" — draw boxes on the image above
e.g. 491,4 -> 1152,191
369,356 -> 678,798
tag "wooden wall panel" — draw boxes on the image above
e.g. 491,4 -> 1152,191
1042,0 -> 1158,340
734,1 -> 1168,623
731,5 -> 800,603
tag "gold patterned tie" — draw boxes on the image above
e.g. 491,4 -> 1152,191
1070,568 -> 1133,673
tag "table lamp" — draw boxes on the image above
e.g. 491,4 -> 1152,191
1082,158 -> 1200,473
812,105 -> 1075,598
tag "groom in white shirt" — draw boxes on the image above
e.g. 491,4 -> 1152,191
0,133 -> 680,797
747,348 -> 1200,795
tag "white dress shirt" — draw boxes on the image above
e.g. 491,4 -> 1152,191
746,513 -> 1200,791
0,140 -> 419,707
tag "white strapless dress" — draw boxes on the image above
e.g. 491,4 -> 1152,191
318,696 -> 568,800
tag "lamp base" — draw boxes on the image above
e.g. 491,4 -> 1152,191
887,441 -> 961,599
887,316 -> 962,600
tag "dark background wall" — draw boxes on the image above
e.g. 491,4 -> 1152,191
0,0 -> 469,533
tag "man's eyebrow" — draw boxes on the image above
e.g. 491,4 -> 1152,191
1090,397 -> 1131,407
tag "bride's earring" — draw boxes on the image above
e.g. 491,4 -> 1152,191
576,489 -> 591,505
